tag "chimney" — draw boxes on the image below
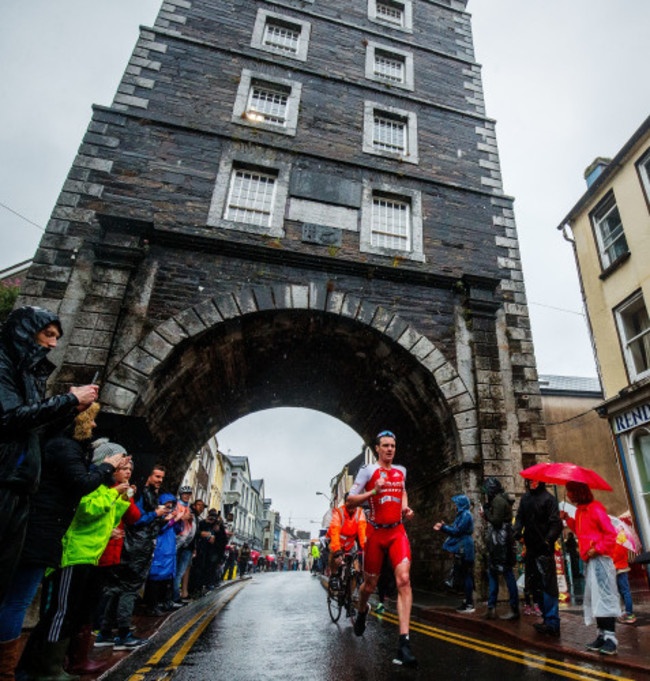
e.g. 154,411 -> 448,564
584,157 -> 611,188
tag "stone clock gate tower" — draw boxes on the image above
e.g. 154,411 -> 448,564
18,0 -> 546,585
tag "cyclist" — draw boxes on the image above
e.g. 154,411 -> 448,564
327,493 -> 367,590
347,430 -> 417,668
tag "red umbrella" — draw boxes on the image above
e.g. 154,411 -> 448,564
519,462 -> 613,491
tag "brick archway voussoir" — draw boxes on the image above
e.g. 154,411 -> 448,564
102,282 -> 474,419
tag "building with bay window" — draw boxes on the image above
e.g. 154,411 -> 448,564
558,115 -> 650,554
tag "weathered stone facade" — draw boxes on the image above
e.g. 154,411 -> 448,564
18,0 -> 546,587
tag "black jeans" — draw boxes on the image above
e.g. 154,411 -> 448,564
0,488 -> 29,604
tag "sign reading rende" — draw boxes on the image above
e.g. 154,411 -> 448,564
612,403 -> 650,434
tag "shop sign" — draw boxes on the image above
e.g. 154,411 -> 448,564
612,403 -> 650,434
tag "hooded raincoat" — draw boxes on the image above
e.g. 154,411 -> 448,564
440,494 -> 475,561
0,306 -> 79,598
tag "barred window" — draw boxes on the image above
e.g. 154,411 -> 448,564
371,194 -> 411,251
251,9 -> 311,62
373,114 -> 407,154
376,1 -> 404,26
374,50 -> 405,83
224,167 -> 277,227
263,21 -> 300,54
247,83 -> 289,126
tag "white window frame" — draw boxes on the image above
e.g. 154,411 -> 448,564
207,147 -> 291,237
363,101 -> 418,164
365,41 -> 414,91
368,0 -> 413,32
232,70 -> 302,136
251,9 -> 311,62
637,149 -> 650,205
591,195 -> 629,269
615,291 -> 650,382
360,180 -> 424,262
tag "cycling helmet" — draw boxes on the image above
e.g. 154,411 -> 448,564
178,485 -> 193,495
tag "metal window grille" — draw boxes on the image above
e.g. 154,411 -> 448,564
263,21 -> 300,53
376,1 -> 404,26
371,195 -> 411,251
373,114 -> 407,153
374,52 -> 405,83
224,168 -> 277,227
247,84 -> 289,125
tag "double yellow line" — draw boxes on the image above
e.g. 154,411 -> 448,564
375,611 -> 634,681
127,584 -> 245,681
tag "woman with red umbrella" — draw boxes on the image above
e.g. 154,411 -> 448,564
561,481 -> 621,656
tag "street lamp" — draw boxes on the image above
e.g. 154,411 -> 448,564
315,491 -> 331,502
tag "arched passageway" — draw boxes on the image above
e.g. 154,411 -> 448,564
102,286 -> 478,587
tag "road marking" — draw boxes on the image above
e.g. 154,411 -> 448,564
376,611 -> 634,681
126,584 -> 246,681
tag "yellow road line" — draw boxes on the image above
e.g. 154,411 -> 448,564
165,586 -> 245,672
376,611 -> 634,681
126,584 -> 245,681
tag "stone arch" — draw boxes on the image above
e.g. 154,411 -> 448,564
102,281 -> 477,489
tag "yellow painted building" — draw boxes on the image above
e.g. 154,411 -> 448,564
558,115 -> 650,552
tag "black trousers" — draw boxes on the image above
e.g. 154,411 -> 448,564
0,488 -> 30,605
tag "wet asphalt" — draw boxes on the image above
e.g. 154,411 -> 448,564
162,571 -> 626,681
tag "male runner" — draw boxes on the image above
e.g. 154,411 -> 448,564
347,430 -> 417,667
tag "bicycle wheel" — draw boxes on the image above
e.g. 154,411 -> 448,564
327,583 -> 342,623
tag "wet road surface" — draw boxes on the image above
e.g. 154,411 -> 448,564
164,572 -> 638,681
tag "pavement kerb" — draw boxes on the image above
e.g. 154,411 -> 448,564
411,601 -> 650,677
96,577 -> 251,681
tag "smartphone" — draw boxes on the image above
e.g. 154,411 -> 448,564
92,370 -> 100,384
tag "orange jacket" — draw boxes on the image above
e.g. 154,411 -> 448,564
327,505 -> 367,553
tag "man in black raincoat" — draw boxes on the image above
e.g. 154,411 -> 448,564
513,479 -> 562,637
0,306 -> 97,601
482,476 -> 519,620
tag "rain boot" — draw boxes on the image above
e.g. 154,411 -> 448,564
31,639 -> 80,681
0,637 -> 22,681
65,625 -> 106,675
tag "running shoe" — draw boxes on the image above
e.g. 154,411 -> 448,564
599,639 -> 618,655
618,613 -> 637,624
353,606 -> 369,636
456,603 -> 476,614
393,637 -> 418,668
375,602 -> 386,614
585,635 -> 604,651
114,633 -> 148,650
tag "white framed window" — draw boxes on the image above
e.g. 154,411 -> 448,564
363,101 -> 418,164
360,180 -> 424,262
373,113 -> 407,154
365,41 -> 414,90
615,291 -> 650,382
207,147 -> 291,237
251,9 -> 311,62
224,167 -> 277,228
232,70 -> 302,136
591,195 -> 628,269
372,194 -> 410,250
248,83 -> 289,125
637,149 -> 650,205
368,0 -> 412,32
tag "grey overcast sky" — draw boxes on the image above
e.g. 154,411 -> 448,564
1,1 -> 649,533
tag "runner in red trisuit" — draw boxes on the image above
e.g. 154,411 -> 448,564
347,430 -> 417,668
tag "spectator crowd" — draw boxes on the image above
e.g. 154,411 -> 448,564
0,306 -> 259,681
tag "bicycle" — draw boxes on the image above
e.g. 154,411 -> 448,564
327,550 -> 363,624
